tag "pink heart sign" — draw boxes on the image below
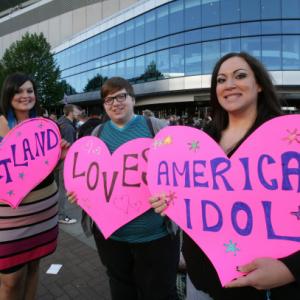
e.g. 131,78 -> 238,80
63,136 -> 152,238
147,115 -> 300,286
0,118 -> 61,208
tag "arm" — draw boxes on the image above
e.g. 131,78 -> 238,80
0,115 -> 9,137
280,251 -> 300,285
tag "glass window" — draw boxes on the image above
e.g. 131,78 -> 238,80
240,0 -> 260,21
185,43 -> 201,76
135,15 -> 145,45
125,20 -> 134,48
220,0 -> 240,23
94,35 -> 101,59
169,0 -> 184,34
74,45 -> 81,65
221,24 -> 240,38
282,21 -> 300,34
262,36 -> 281,70
282,35 -> 300,70
116,25 -> 125,51
202,26 -> 220,41
125,58 -> 135,80
241,22 -> 261,36
156,5 -> 169,38
82,42 -> 88,64
202,0 -> 220,26
170,46 -> 184,77
144,53 -> 158,81
116,61 -> 125,78
69,47 -> 76,68
241,36 -> 261,60
67,77 -> 76,94
221,39 -> 240,56
108,29 -> 116,55
116,51 -> 125,62
185,29 -> 201,44
157,49 -> 169,79
202,41 -> 220,74
261,0 -> 281,19
101,32 -> 108,57
170,33 -> 184,47
184,0 -> 201,30
101,56 -> 108,67
88,39 -> 95,61
135,44 -> 144,57
261,21 -> 281,34
282,0 -> 300,18
145,10 -> 156,41
108,53 -> 116,65
156,37 -> 169,50
125,48 -> 134,60
77,73 -> 85,93
101,66 -> 109,80
95,59 -> 101,68
66,50 -> 72,69
145,41 -> 156,54
135,56 -> 145,81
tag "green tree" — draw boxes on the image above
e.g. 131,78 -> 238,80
0,32 -> 63,109
140,61 -> 162,81
84,74 -> 107,92
60,79 -> 77,95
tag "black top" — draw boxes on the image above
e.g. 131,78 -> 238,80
183,119 -> 300,300
77,117 -> 102,139
183,235 -> 300,300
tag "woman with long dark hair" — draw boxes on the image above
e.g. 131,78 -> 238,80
0,72 -> 68,299
151,52 -> 300,299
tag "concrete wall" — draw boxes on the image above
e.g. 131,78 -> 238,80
0,0 -> 138,58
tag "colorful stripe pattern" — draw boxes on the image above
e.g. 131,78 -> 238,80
0,180 -> 58,271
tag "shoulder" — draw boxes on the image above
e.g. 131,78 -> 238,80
0,115 -> 9,137
148,116 -> 168,131
91,123 -> 103,136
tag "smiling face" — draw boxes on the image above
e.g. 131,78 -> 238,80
11,80 -> 36,116
216,56 -> 261,116
103,88 -> 135,126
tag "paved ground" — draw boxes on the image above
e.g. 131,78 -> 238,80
37,202 -> 111,300
36,200 -> 212,300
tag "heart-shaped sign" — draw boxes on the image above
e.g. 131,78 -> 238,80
0,118 -> 61,208
64,136 -> 152,238
147,114 -> 300,286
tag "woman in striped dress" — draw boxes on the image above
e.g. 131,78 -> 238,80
0,73 -> 67,299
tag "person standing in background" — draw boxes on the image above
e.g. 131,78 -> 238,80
57,104 -> 81,224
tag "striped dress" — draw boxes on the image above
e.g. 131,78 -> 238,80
0,136 -> 59,272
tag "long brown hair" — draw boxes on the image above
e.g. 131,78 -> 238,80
0,72 -> 41,120
208,52 -> 282,142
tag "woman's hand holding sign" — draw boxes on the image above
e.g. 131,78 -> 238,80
149,193 -> 167,216
225,257 -> 295,290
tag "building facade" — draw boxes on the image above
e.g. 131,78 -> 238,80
1,0 -> 300,118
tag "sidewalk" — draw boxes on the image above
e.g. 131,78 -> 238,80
37,202 -> 111,300
37,201 -> 212,300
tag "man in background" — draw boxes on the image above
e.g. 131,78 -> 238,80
57,104 -> 81,224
